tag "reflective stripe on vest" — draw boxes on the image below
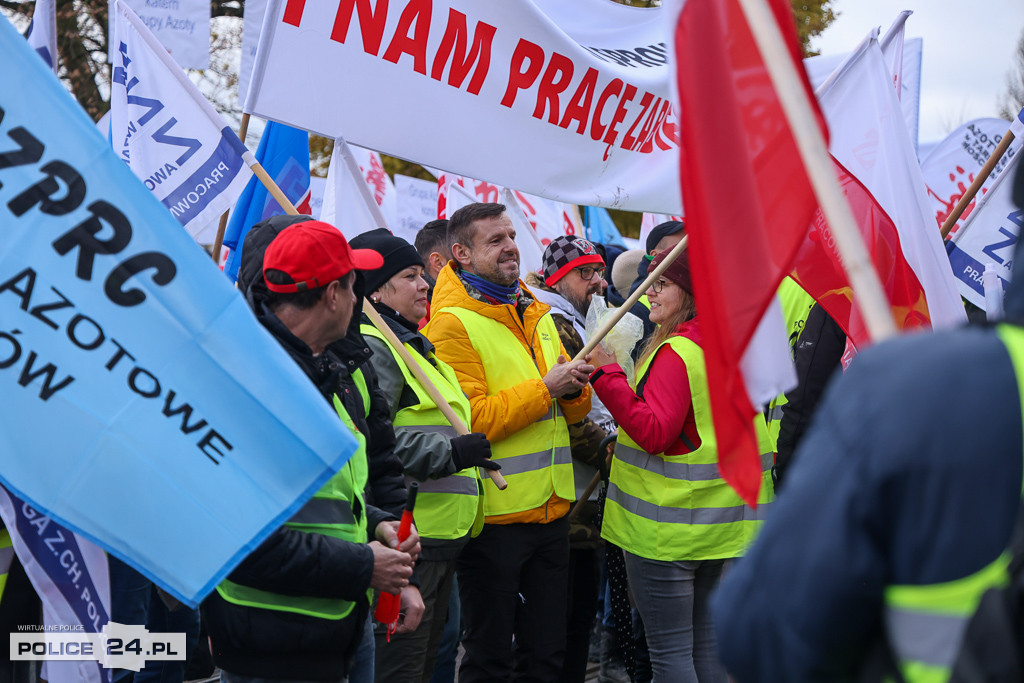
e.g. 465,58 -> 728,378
215,380 -> 370,620
361,324 -> 482,540
443,306 -> 575,516
881,323 -> 1024,681
601,334 -> 774,561
0,529 -> 12,600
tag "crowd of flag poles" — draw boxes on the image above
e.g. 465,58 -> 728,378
4,0 -> 1024,668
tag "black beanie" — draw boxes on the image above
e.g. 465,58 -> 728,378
349,228 -> 425,294
646,220 -> 685,254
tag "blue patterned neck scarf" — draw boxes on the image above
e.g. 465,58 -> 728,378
458,269 -> 521,306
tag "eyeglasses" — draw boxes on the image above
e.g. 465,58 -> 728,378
574,266 -> 606,281
650,278 -> 671,294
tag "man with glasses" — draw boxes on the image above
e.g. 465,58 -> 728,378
525,235 -> 616,682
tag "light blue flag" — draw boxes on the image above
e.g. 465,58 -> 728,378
0,15 -> 358,608
583,206 -> 626,248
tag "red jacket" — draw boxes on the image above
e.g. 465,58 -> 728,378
592,318 -> 702,456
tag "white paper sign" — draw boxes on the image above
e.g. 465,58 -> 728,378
117,0 -> 210,70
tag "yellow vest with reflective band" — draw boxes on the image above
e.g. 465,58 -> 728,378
765,277 -> 815,449
361,324 -> 483,540
215,375 -> 370,620
443,307 -> 575,516
881,323 -> 1024,682
0,529 -> 12,600
638,294 -> 651,310
602,335 -> 775,561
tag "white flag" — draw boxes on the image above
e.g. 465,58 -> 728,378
320,136 -> 390,239
804,12 -> 922,153
25,0 -> 58,73
109,0 -> 254,243
351,146 -> 401,235
816,31 -> 966,330
0,487 -> 111,683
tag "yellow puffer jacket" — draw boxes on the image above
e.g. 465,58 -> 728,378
424,262 -> 591,524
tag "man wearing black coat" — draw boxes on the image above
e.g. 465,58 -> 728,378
203,218 -> 419,682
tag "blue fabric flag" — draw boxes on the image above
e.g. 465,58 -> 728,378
584,206 -> 626,248
223,121 -> 311,281
0,15 -> 357,608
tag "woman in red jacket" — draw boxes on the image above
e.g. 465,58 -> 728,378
588,250 -> 769,683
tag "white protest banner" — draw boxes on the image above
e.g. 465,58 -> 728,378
0,14 -> 359,606
395,174 -> 439,239
110,0 -> 254,244
921,118 -> 1022,239
245,0 -> 681,213
116,0 -> 210,70
25,0 -> 58,73
238,0 -> 268,106
947,154 -> 1023,308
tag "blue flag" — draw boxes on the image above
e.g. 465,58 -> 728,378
223,121 -> 311,281
583,206 -> 626,248
0,15 -> 357,608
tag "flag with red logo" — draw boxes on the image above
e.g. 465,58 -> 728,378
222,121 -> 312,281
673,0 -> 826,507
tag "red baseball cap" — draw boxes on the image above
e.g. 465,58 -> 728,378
263,221 -> 384,293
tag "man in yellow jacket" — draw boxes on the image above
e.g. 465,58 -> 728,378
424,202 -> 594,682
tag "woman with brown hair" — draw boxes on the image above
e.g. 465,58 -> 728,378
588,250 -> 773,683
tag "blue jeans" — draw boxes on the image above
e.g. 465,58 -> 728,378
108,556 -> 199,683
623,552 -> 728,683
346,612 -> 374,683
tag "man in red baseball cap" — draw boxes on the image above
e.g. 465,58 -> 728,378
261,220 -> 385,352
205,219 -> 422,683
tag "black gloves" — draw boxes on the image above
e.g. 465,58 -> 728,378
451,432 -> 501,472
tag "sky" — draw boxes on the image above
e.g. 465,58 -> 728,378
811,0 -> 1024,144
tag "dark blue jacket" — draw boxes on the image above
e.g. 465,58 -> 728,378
713,165 -> 1024,681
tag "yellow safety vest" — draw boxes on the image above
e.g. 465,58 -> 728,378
602,335 -> 775,561
443,307 -> 575,516
882,323 -> 1024,682
215,375 -> 370,620
361,324 -> 483,540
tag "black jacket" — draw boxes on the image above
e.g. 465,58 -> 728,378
773,303 -> 846,490
203,216 -> 408,679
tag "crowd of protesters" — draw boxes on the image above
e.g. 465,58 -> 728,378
6,188 -> 1024,683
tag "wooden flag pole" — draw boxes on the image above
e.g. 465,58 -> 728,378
210,113 -> 252,263
245,123 -> 506,489
939,127 -> 1017,239
572,235 -> 689,362
362,303 -> 508,490
735,0 -> 897,343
